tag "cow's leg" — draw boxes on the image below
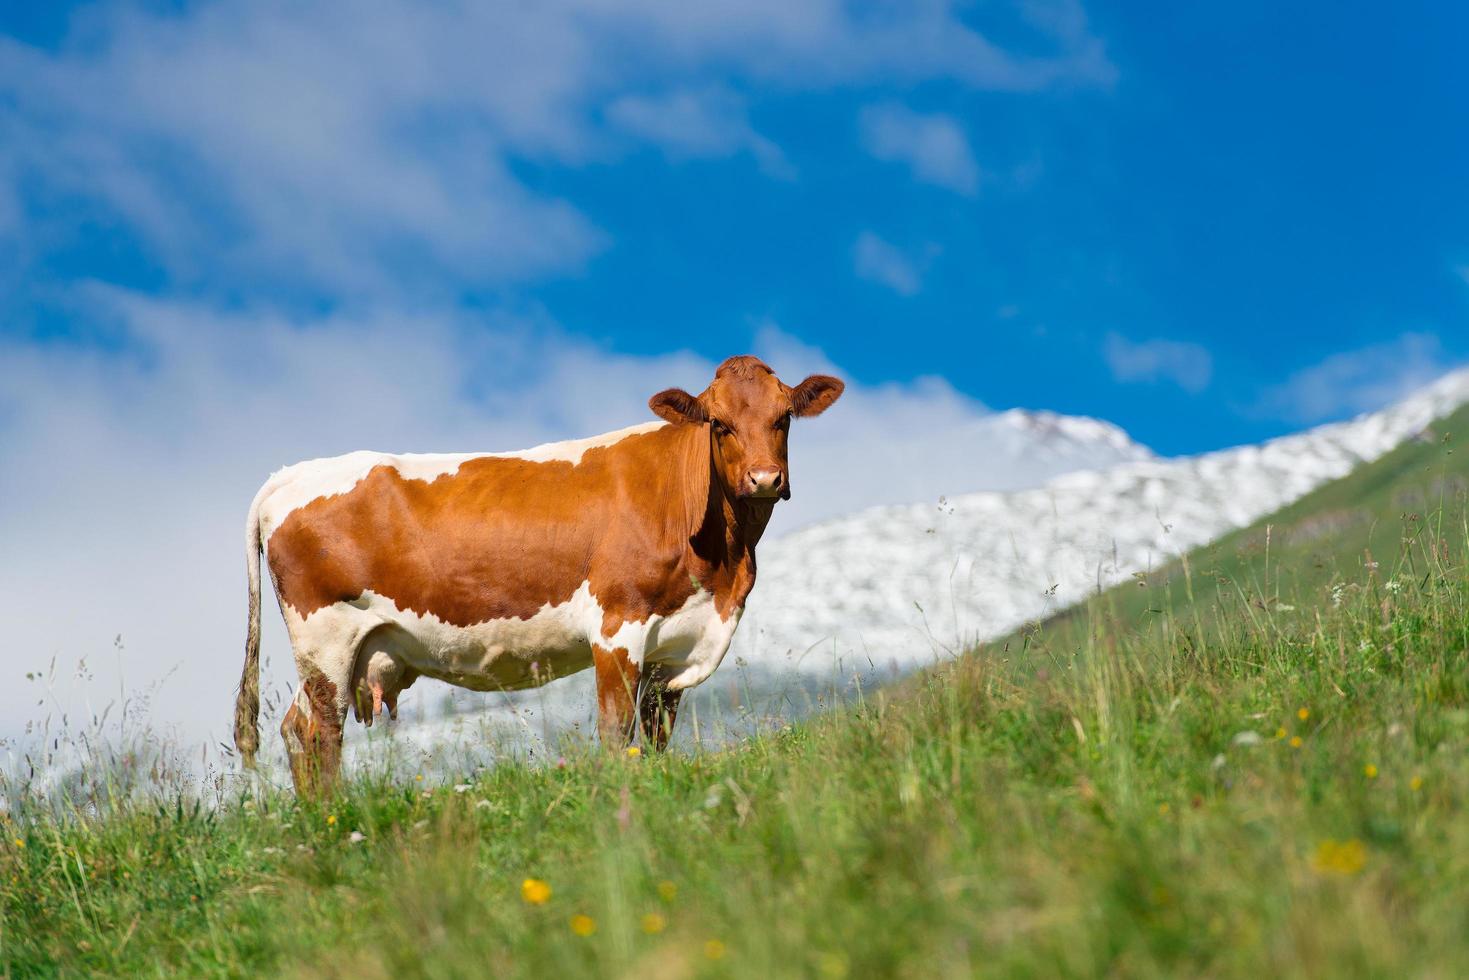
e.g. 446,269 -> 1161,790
637,663 -> 683,752
280,665 -> 347,797
592,644 -> 640,749
278,610 -> 363,797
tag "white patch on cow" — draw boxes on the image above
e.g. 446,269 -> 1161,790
606,581 -> 744,691
254,421 -> 668,537
278,579 -> 741,706
491,421 -> 667,466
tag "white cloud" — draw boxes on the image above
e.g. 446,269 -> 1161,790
1104,332 -> 1213,393
852,231 -> 926,295
606,87 -> 792,178
0,2 -> 1111,296
576,0 -> 1114,92
0,4 -> 607,292
858,103 -> 979,195
0,298 -> 1147,754
1255,332 -> 1461,424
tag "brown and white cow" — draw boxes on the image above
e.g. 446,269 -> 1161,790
234,355 -> 843,794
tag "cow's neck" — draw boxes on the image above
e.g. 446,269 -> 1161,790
685,471 -> 771,620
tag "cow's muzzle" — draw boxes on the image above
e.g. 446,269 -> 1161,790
743,467 -> 789,500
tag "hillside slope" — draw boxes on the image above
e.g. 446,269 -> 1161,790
5,403 -> 1469,975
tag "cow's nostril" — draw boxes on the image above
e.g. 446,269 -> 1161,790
746,468 -> 783,494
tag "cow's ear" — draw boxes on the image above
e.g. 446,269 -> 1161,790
649,388 -> 708,425
790,375 -> 845,417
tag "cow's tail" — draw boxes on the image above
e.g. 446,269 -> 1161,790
234,480 -> 270,769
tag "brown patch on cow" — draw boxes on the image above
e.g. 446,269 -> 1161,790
592,644 -> 640,746
282,671 -> 344,797
268,424 -> 720,632
303,671 -> 342,742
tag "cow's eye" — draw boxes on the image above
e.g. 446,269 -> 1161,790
711,420 -> 730,437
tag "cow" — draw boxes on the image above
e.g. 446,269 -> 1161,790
233,355 -> 844,794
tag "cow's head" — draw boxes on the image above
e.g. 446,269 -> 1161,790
649,355 -> 844,502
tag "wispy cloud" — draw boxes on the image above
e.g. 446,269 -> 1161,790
1104,332 -> 1213,393
606,87 -> 792,178
852,231 -> 927,295
859,103 -> 979,195
1254,332 -> 1462,424
0,1 -> 1111,299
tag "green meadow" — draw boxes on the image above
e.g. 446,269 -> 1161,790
4,407 -> 1469,977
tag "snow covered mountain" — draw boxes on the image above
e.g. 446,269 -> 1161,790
767,404 -> 1153,534
735,367 -> 1469,679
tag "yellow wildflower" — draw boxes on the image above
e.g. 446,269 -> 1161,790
521,878 -> 552,905
657,880 -> 678,902
1158,803 -> 1170,815
1410,775 -> 1423,791
1297,708 -> 1309,721
641,912 -> 667,934
1289,736 -> 1303,749
326,814 -> 337,826
11,838 -> 22,849
570,914 -> 596,937
1311,838 -> 1366,876
1364,764 -> 1378,779
626,746 -> 642,758
704,939 -> 727,961
1274,727 -> 1287,740
818,952 -> 849,977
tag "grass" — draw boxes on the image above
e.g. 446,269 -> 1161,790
4,408 -> 1469,977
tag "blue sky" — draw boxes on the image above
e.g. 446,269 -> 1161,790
2,0 -> 1467,459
